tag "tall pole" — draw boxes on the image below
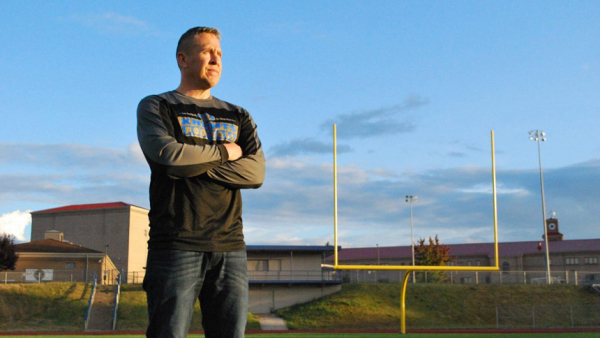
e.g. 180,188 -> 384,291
406,195 -> 418,283
529,130 -> 551,285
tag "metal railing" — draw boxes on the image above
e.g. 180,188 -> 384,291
0,270 -> 118,284
123,269 -> 343,284
339,269 -> 600,285
1,269 -> 120,284
248,269 -> 342,282
84,274 -> 97,330
111,274 -> 122,330
3,268 -> 597,285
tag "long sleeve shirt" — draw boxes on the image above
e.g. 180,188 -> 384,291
137,90 -> 265,252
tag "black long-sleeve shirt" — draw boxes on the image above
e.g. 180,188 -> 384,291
137,91 -> 265,252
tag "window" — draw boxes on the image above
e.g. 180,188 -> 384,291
461,277 -> 473,284
247,259 -> 268,271
467,261 -> 472,266
66,262 -> 76,269
476,260 -> 481,266
565,257 -> 580,265
502,262 -> 510,272
269,259 -> 282,271
584,257 -> 598,265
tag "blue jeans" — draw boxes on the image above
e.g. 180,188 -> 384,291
143,249 -> 249,338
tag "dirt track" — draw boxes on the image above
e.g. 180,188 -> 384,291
1,327 -> 600,335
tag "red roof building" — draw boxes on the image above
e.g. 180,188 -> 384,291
30,202 -> 150,284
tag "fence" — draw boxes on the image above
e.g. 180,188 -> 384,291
248,269 -> 341,282
2,269 -> 121,284
496,304 -> 600,329
339,269 -> 600,285
3,268 -> 598,286
125,269 -> 342,284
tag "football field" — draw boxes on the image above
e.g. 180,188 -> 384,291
2,333 -> 599,338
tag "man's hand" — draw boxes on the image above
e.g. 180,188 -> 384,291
223,143 -> 242,161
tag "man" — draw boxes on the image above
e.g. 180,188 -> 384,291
137,26 -> 265,338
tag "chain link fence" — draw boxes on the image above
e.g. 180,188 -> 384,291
339,269 -> 600,285
496,304 -> 600,329
1,269 -> 120,284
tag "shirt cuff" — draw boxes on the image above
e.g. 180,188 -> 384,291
217,144 -> 229,163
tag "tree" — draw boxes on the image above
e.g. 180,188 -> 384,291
0,233 -> 19,271
414,235 -> 453,283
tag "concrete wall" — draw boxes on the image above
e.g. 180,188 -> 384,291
249,284 -> 342,313
128,207 -> 150,277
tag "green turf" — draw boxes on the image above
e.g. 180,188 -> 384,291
1,334 -> 599,338
276,283 -> 600,330
2,283 -> 599,333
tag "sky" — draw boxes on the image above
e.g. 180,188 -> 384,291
0,1 -> 598,248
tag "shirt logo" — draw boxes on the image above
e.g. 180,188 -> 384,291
178,112 -> 238,142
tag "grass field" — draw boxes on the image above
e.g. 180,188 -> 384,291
2,283 -> 599,333
276,284 -> 600,330
1,334 -> 599,338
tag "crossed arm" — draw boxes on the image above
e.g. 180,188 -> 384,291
137,96 -> 265,189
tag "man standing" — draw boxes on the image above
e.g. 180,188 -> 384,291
137,27 -> 265,338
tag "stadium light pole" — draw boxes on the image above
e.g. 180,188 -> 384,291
529,130 -> 551,285
405,195 -> 418,283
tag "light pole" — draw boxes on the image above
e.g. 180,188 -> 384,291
529,130 -> 551,285
405,195 -> 418,283
376,244 -> 380,283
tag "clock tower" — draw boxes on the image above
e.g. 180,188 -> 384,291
543,214 -> 564,241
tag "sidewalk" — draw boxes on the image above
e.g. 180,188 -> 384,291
257,313 -> 288,330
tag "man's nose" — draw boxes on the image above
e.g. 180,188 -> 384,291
210,53 -> 221,65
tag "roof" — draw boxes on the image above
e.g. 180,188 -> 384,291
32,202 -> 146,214
331,239 -> 600,261
247,245 -> 337,253
14,239 -> 103,254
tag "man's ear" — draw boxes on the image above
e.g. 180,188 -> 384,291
176,52 -> 187,69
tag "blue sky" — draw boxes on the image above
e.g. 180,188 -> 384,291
1,1 -> 598,248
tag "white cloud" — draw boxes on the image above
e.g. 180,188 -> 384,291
128,142 -> 147,165
2,139 -> 599,246
320,94 -> 429,139
70,12 -> 160,36
0,210 -> 31,242
458,183 -> 529,195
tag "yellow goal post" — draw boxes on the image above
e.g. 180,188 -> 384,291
330,124 -> 500,272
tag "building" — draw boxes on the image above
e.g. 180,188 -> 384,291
246,245 -> 341,313
28,202 -> 342,312
30,202 -> 150,283
10,231 -> 117,284
327,217 -> 600,285
330,238 -> 600,284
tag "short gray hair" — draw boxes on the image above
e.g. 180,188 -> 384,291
176,26 -> 221,56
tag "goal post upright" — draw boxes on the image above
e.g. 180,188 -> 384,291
331,126 -> 500,334
333,124 -> 339,267
332,128 -> 499,272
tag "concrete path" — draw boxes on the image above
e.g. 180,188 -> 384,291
86,285 -> 115,331
257,313 -> 288,330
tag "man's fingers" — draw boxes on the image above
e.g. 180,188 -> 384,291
224,143 -> 243,161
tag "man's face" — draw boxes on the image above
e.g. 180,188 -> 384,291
180,33 -> 222,90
